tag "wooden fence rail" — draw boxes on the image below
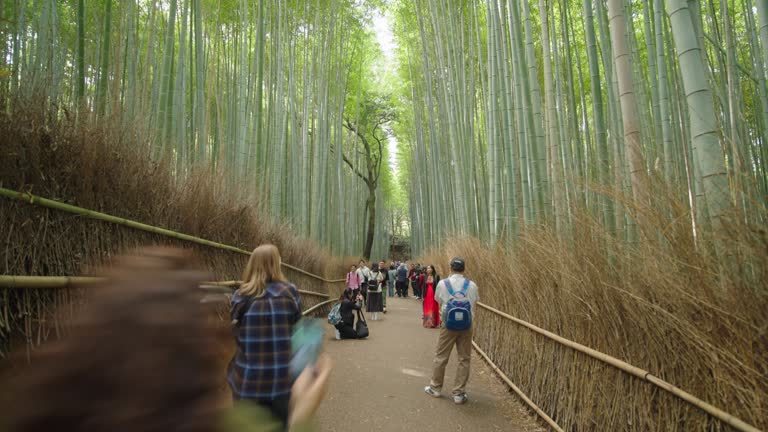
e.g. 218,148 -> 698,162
476,303 -> 762,432
0,275 -> 330,299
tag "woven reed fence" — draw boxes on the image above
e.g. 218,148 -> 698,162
0,187 -> 345,357
472,304 -> 762,432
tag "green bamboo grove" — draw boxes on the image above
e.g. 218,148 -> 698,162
391,0 -> 767,256
0,0 -> 397,259
1,0 -> 766,259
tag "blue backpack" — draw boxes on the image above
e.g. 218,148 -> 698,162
444,279 -> 472,331
327,303 -> 342,326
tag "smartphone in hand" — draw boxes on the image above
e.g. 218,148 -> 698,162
290,318 -> 325,378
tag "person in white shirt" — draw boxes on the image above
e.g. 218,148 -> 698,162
355,260 -> 371,305
423,257 -> 479,405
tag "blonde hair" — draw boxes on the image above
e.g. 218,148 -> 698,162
239,244 -> 287,297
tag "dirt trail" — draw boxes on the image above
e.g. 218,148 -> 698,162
315,296 -> 545,432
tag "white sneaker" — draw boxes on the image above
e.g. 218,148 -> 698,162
334,329 -> 341,340
424,386 -> 441,398
453,393 -> 468,404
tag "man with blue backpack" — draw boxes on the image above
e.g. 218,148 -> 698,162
423,257 -> 479,405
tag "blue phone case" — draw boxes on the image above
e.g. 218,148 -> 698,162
290,318 -> 324,378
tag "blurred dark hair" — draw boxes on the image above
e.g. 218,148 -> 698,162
1,247 -> 223,432
340,288 -> 354,301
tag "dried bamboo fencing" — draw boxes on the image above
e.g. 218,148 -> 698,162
0,187 -> 345,284
476,303 -> 762,432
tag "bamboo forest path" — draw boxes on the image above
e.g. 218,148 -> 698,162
315,296 -> 544,432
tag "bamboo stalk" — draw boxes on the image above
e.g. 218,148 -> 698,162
472,341 -> 564,432
0,276 -> 331,298
0,187 -> 344,283
476,303 -> 762,432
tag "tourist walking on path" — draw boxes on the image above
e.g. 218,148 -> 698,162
356,260 -> 371,305
379,261 -> 390,313
387,263 -> 396,298
367,261 -> 387,320
408,264 -> 417,298
396,262 -> 408,297
228,244 -> 302,427
422,265 -> 441,328
336,288 -> 364,339
424,257 -> 479,405
367,261 -> 378,307
414,266 -> 425,299
346,264 -> 360,292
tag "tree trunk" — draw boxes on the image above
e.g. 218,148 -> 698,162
364,190 -> 376,260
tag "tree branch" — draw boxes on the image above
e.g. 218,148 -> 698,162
343,118 -> 372,156
342,152 -> 371,186
372,121 -> 387,184
344,117 -> 375,179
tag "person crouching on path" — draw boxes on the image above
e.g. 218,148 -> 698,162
346,264 -> 360,294
367,261 -> 387,320
228,244 -> 302,428
336,288 -> 364,339
424,257 -> 479,405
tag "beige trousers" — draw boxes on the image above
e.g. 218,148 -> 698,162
429,326 -> 473,395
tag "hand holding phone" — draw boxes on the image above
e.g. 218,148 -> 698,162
290,318 -> 325,379
290,354 -> 332,426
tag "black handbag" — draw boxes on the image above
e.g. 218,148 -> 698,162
355,310 -> 369,338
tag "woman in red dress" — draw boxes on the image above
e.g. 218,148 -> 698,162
422,265 -> 441,328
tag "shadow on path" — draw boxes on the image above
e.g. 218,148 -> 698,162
316,296 -> 544,432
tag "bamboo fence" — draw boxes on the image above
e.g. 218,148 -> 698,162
0,276 -> 330,298
472,340 -> 564,432
0,187 -> 345,284
476,302 -> 762,432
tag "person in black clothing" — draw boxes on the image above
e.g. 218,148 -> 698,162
336,289 -> 363,339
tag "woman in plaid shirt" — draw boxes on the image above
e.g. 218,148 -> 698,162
228,244 -> 302,429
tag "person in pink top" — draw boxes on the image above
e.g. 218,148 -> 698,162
346,264 -> 361,292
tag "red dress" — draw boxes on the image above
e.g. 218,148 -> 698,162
423,278 -> 440,328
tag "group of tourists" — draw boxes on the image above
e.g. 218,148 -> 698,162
3,245 -> 480,432
338,256 -> 481,405
341,259 -> 445,332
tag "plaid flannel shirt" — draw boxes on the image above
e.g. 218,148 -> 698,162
227,282 -> 302,400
